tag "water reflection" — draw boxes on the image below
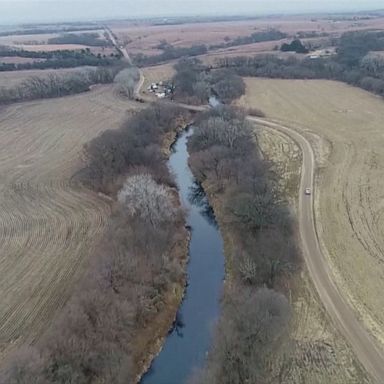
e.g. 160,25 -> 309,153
188,182 -> 218,229
140,128 -> 224,384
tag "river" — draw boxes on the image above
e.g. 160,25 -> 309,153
140,128 -> 225,384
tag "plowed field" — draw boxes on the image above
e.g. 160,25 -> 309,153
0,86 -> 134,357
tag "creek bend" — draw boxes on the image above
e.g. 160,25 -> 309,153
140,128 -> 225,384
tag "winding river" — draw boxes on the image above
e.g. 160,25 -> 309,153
141,128 -> 225,384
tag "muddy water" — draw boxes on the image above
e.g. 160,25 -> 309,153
140,128 -> 225,384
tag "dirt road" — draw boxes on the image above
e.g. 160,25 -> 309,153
105,27 -> 144,97
249,117 -> 384,383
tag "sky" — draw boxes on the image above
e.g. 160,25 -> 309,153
0,0 -> 383,25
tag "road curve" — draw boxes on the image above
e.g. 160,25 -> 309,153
133,88 -> 384,382
249,117 -> 384,384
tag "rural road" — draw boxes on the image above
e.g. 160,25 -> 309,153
249,117 -> 384,384
104,27 -> 132,63
104,27 -> 145,96
105,30 -> 384,382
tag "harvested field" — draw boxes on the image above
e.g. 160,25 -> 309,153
0,67 -> 96,88
238,78 -> 384,351
111,16 -> 384,54
0,85 -> 137,357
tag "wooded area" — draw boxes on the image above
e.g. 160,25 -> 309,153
0,48 -> 121,71
0,66 -> 120,104
216,30 -> 384,97
188,107 -> 300,383
172,58 -> 245,104
48,32 -> 112,47
1,104 -> 190,384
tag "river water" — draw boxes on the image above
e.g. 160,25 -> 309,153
140,128 -> 225,384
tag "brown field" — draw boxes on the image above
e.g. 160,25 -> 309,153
238,78 -> 384,351
0,85 -> 137,357
111,16 -> 384,54
0,67 -> 96,88
257,127 -> 370,383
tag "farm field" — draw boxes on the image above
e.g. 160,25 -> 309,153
0,66 -> 96,87
111,15 -> 384,54
238,78 -> 384,351
0,85 -> 136,357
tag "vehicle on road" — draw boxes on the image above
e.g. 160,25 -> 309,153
305,187 -> 311,195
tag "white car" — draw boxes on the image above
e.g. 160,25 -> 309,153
305,188 -> 311,195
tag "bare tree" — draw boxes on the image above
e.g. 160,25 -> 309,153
199,287 -> 291,384
114,67 -> 140,99
118,174 -> 176,226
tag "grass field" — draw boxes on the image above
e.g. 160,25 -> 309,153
0,85 -> 137,357
257,127 -> 370,383
239,78 -> 384,352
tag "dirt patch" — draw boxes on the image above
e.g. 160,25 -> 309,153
238,77 -> 384,352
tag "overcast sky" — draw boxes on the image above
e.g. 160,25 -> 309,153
1,0 -> 383,25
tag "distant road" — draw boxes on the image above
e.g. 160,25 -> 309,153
104,26 -> 144,97
105,30 -> 384,383
104,27 -> 132,63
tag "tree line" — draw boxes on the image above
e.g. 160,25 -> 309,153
0,26 -> 100,37
1,104 -> 191,384
0,66 -> 121,104
132,44 -> 208,67
209,29 -> 287,50
132,29 -> 287,67
48,32 -> 113,47
187,106 -> 300,383
216,30 -> 384,97
0,48 -> 121,71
